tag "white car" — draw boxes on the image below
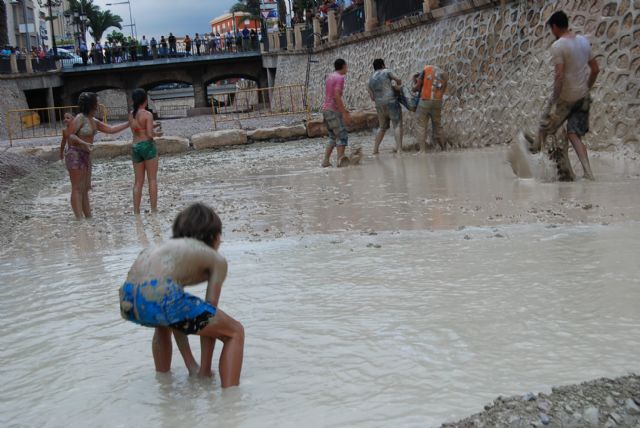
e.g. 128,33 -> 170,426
51,48 -> 84,66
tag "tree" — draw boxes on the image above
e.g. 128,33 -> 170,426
66,0 -> 100,21
106,30 -> 125,44
230,0 -> 260,17
0,0 -> 9,47
88,10 -> 122,42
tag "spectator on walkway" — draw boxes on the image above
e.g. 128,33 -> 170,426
185,35 -> 192,56
242,26 -> 250,51
141,35 -> 149,58
104,40 -> 112,64
160,36 -> 168,57
113,42 -> 121,63
168,33 -> 177,56
195,33 -> 202,55
90,42 -> 97,64
215,33 -> 221,53
226,30 -> 233,52
236,31 -> 243,52
129,38 -> 138,62
250,29 -> 258,51
122,38 -> 129,61
95,41 -> 104,64
150,37 -> 158,59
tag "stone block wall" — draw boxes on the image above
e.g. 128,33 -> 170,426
272,0 -> 639,152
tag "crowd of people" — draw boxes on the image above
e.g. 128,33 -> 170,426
1,45 -> 47,59
70,27 -> 261,67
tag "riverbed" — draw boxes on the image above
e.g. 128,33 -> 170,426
1,136 -> 639,427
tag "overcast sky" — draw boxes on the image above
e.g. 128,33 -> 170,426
91,0 -> 238,40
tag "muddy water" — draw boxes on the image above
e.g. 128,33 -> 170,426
1,137 -> 640,427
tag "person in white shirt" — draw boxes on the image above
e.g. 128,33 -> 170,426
141,35 -> 149,58
538,10 -> 599,180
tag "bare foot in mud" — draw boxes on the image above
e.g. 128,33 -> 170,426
198,368 -> 213,378
188,364 -> 200,377
338,156 -> 350,168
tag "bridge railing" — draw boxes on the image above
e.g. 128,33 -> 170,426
211,84 -> 310,129
6,104 -> 108,146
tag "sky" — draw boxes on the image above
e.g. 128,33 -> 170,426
91,0 -> 238,40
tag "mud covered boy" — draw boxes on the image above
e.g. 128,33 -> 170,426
119,203 -> 244,387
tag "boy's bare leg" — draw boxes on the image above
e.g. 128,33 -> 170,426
152,327 -> 172,373
173,330 -> 200,376
197,309 -> 244,388
567,133 -> 594,180
199,337 -> 216,377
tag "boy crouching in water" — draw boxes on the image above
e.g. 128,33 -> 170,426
119,203 -> 244,387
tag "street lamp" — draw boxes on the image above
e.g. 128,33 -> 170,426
105,1 -> 135,39
38,0 -> 63,59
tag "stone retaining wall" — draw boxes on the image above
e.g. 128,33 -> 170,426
271,0 -> 639,152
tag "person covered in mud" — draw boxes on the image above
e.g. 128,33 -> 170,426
65,92 -> 129,218
119,203 -> 244,387
412,63 -> 448,152
128,89 -> 163,215
536,10 -> 599,180
368,58 -> 404,155
321,58 -> 353,168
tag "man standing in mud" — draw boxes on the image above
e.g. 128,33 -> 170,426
321,58 -> 353,167
537,10 -> 599,180
368,59 -> 404,155
413,63 -> 448,152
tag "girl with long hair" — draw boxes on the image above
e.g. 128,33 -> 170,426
128,88 -> 163,215
66,92 -> 129,218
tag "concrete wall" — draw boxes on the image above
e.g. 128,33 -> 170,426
271,0 -> 640,152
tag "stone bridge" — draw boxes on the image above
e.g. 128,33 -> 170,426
60,52 -> 267,110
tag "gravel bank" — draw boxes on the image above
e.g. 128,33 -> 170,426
443,374 -> 640,428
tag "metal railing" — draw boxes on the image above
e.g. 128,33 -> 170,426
377,0 -> 423,24
0,56 -> 58,74
60,38 -> 262,68
211,84 -> 310,129
340,6 -> 366,37
6,104 -> 108,146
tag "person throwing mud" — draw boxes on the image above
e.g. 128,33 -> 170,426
536,10 -> 599,180
321,58 -> 353,168
368,59 -> 404,154
129,89 -> 163,215
119,203 -> 244,387
413,64 -> 448,152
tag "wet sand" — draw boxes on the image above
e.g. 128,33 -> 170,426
1,134 -> 640,426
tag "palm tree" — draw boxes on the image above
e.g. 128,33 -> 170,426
88,10 -> 122,42
66,0 -> 100,20
0,0 -> 9,47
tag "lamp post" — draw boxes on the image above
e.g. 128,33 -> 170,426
105,1 -> 135,39
38,0 -> 63,59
